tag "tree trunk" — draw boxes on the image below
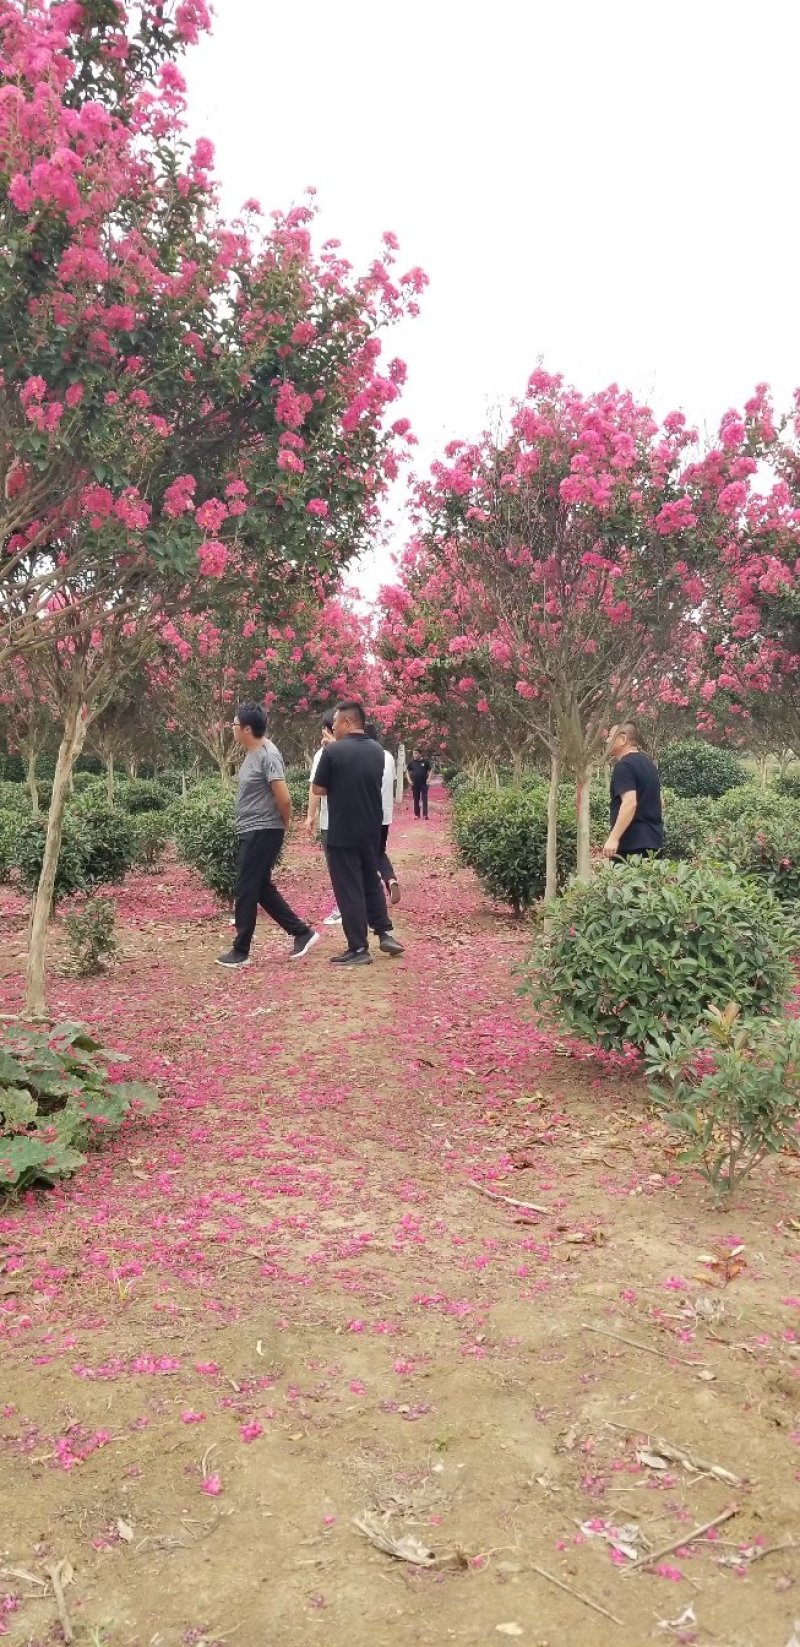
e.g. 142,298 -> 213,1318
25,699 -> 87,1018
106,749 -> 115,804
576,770 -> 592,881
545,748 -> 561,903
26,746 -> 38,817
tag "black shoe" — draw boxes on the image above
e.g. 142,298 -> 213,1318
379,934 -> 405,957
289,930 -> 320,961
216,949 -> 250,968
329,948 -> 372,966
389,879 -> 401,905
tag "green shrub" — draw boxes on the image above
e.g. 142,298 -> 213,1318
173,789 -> 239,900
658,740 -> 746,799
0,753 -> 24,782
63,895 -> 117,976
14,814 -> 90,900
661,789 -> 714,861
0,809 -> 23,884
14,803 -> 135,899
0,779 -> 27,812
453,784 -> 576,914
284,765 -> 310,817
711,783 -> 789,823
129,811 -> 171,869
114,777 -> 171,814
707,807 -> 800,909
530,857 -> 792,1051
71,771 -> 106,798
646,1004 -> 800,1195
0,1020 -> 158,1191
775,766 -> 800,800
36,779 -> 53,809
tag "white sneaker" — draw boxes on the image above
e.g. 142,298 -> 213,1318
290,930 -> 320,960
323,911 -> 342,925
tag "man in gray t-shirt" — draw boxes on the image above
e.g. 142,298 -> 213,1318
216,702 -> 319,969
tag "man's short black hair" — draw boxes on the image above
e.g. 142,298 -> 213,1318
321,712 -> 335,732
235,702 -> 267,738
335,700 -> 365,729
364,720 -> 380,742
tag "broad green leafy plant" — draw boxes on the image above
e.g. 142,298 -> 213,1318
0,1022 -> 159,1192
531,858 -> 792,1051
172,788 -> 240,901
63,896 -> 117,977
646,1004 -> 800,1194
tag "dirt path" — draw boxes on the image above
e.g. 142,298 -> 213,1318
1,794 -> 799,1647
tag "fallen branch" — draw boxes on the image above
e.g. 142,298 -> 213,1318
530,1562 -> 623,1626
582,1323 -> 707,1369
47,1563 -> 74,1644
747,1541 -> 797,1565
606,1423 -> 741,1486
468,1181 -> 548,1214
623,1506 -> 739,1575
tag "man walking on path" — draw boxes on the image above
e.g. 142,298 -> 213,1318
602,720 -> 664,861
407,750 -> 431,819
312,701 -> 405,967
307,713 -> 341,925
365,720 -> 401,905
217,704 -> 319,968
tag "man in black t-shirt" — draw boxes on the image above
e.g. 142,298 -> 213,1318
603,720 -> 664,861
313,700 -> 405,967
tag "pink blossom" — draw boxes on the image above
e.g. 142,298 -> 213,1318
307,498 -> 329,518
197,540 -> 230,578
201,1473 -> 223,1496
240,1420 -> 263,1442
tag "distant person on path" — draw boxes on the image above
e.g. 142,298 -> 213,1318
365,720 -> 401,905
407,750 -> 431,820
306,713 -> 341,926
312,700 -> 405,967
217,703 -> 319,968
603,720 -> 664,861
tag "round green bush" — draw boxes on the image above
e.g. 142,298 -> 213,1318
0,779 -> 28,813
706,808 -> 800,909
284,766 -> 310,817
71,771 -> 106,797
129,812 -> 171,869
533,858 -> 793,1052
0,808 -> 23,884
776,767 -> 800,800
0,752 -> 25,782
78,802 -> 136,887
173,790 -> 239,901
114,777 -> 171,814
658,740 -> 746,799
14,814 -> 90,901
661,788 -> 715,861
453,784 -> 576,913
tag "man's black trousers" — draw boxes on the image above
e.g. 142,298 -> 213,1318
412,781 -> 429,818
378,823 -> 396,887
233,829 -> 309,955
327,839 -> 393,954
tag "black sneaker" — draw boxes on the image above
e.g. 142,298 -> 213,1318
389,879 -> 401,905
329,948 -> 371,966
216,949 -> 250,968
379,934 -> 405,957
289,930 -> 320,961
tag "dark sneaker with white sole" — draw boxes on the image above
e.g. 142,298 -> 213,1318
379,934 -> 405,957
290,930 -> 320,961
329,948 -> 371,966
389,879 -> 401,905
216,949 -> 250,968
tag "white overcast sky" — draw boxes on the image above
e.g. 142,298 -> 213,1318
186,0 -> 800,596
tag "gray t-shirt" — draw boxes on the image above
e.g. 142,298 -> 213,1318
235,740 -> 286,834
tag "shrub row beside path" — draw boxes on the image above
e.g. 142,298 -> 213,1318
0,796 -> 799,1646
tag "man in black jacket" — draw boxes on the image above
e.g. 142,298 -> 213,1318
313,701 -> 405,967
407,750 -> 431,819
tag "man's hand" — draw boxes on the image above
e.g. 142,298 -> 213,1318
306,815 -> 318,839
602,834 -> 620,860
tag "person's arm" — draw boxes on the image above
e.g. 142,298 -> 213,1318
312,746 -> 331,800
603,790 -> 637,858
307,751 -> 322,835
270,778 -> 292,829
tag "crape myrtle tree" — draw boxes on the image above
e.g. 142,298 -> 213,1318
378,368 -> 717,893
0,0 -> 424,1012
154,586 -> 379,776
